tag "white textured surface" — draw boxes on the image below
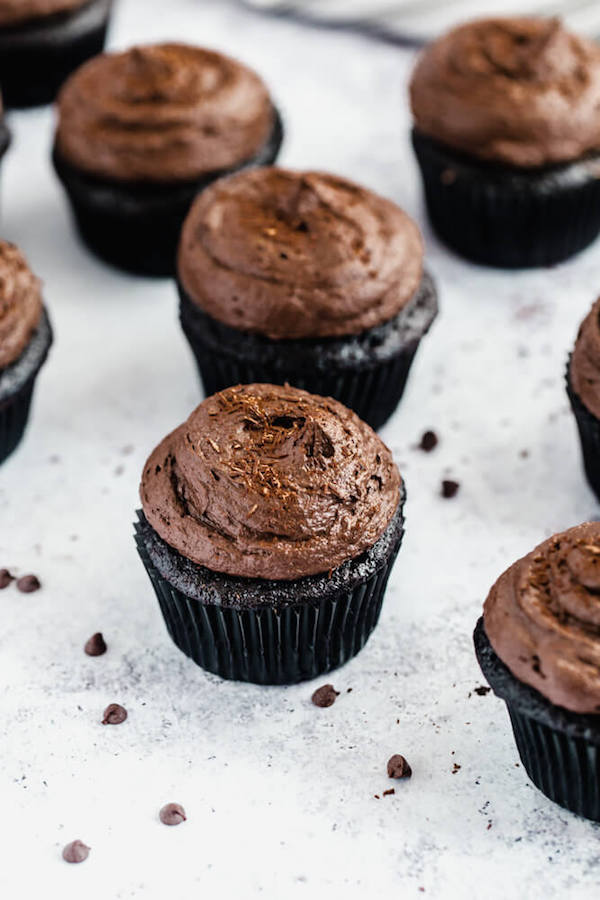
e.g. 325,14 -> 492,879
2,1 -> 600,897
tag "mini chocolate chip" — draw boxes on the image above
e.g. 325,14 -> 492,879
419,431 -> 438,452
0,568 -> 14,589
102,703 -> 127,725
383,788 -> 395,797
62,840 -> 90,863
441,480 -> 460,499
84,633 -> 107,657
16,574 -> 41,593
159,803 -> 187,826
311,684 -> 340,708
387,754 -> 412,779
473,685 -> 491,696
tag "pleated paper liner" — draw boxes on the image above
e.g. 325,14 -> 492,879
178,273 -> 438,431
566,357 -> 600,502
0,308 -> 52,465
474,617 -> 600,821
134,490 -> 405,685
412,129 -> 600,268
53,109 -> 284,276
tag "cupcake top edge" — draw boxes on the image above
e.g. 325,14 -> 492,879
55,42 -> 275,182
483,521 -> 600,714
0,0 -> 87,27
0,241 -> 43,370
177,166 -> 424,340
410,16 -> 600,168
140,383 -> 402,581
570,297 -> 600,420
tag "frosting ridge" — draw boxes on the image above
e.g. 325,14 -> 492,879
0,0 -> 86,27
0,242 -> 43,370
571,297 -> 600,419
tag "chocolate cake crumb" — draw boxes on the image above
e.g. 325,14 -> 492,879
85,633 -> 107,657
441,480 -> 460,499
102,703 -> 127,725
473,685 -> 491,696
0,568 -> 14,589
452,763 -> 461,774
16,574 -> 40,593
62,840 -> 90,863
387,754 -> 412,779
383,788 -> 395,797
311,684 -> 339,708
159,803 -> 187,826
419,430 -> 438,452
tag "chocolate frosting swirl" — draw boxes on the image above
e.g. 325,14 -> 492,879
410,17 -> 600,168
140,384 -> 401,580
178,167 -> 424,339
55,43 -> 275,182
571,297 -> 600,419
0,242 -> 43,370
484,522 -> 600,713
0,0 -> 86,27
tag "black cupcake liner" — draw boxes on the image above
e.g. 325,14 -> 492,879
133,490 -> 405,685
474,617 -> 600,821
53,109 -> 284,277
0,307 -> 53,464
0,0 -> 112,108
412,129 -> 600,268
566,358 -> 600,502
178,272 -> 438,431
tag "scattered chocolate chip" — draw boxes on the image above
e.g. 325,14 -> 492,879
473,685 -> 491,696
311,684 -> 340,708
159,803 -> 187,826
419,430 -> 438,452
387,754 -> 412,779
0,568 -> 14,589
102,703 -> 127,725
441,480 -> 460,499
16,574 -> 40,593
383,788 -> 395,797
62,840 -> 90,864
85,633 -> 107,657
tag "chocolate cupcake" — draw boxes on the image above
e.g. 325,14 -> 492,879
0,242 -> 53,464
135,383 -> 405,684
177,168 -> 438,431
475,522 -> 600,821
53,43 -> 283,277
0,0 -> 112,108
567,298 -> 600,500
410,18 -> 600,268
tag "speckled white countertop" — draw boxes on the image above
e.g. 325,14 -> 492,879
2,1 -> 600,898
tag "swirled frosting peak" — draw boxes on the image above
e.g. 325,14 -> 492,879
410,17 -> 600,167
178,167 -> 424,339
484,522 -> 600,713
0,0 -> 86,27
0,242 -> 43,370
55,43 -> 275,182
140,384 -> 401,580
571,297 -> 600,419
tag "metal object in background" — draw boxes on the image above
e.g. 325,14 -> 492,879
240,0 -> 600,44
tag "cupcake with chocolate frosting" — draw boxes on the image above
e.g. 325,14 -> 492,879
475,522 -> 600,820
410,17 -> 600,267
177,167 -> 437,430
53,43 -> 283,275
0,241 -> 53,463
0,0 -> 113,108
134,383 -> 405,684
567,298 -> 600,499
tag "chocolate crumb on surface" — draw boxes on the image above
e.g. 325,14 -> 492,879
473,685 -> 491,696
311,684 -> 340,708
62,840 -> 90,863
419,430 -> 438,452
383,788 -> 395,797
101,703 -> 128,725
441,479 -> 460,499
452,763 -> 461,774
387,754 -> 412,779
16,574 -> 41,593
85,633 -> 107,657
159,803 -> 187,826
0,568 -> 14,589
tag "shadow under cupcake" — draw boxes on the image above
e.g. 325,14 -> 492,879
135,383 -> 405,685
